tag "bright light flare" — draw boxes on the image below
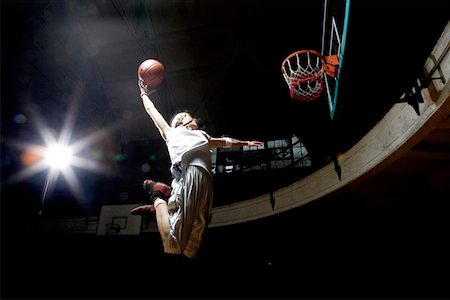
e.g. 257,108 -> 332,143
45,144 -> 73,170
6,111 -> 111,206
5,96 -> 121,215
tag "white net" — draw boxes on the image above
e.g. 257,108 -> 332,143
281,50 -> 325,101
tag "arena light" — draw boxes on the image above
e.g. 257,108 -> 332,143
44,144 -> 73,170
5,99 -> 115,215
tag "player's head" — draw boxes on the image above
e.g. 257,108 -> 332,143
170,111 -> 199,130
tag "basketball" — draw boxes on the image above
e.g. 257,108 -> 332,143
137,59 -> 165,88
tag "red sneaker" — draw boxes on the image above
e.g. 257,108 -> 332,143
142,179 -> 172,202
130,204 -> 156,216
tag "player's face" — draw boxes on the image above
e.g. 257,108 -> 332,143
180,113 -> 198,130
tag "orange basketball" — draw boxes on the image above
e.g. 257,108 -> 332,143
137,59 -> 165,88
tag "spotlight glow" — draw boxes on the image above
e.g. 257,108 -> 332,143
45,144 -> 73,170
4,98 -> 117,208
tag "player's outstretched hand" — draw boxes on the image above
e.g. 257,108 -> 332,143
248,141 -> 264,147
138,79 -> 156,97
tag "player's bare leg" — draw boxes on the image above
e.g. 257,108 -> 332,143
130,180 -> 172,238
153,198 -> 170,241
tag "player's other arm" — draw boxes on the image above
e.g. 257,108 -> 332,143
209,137 -> 263,148
138,80 -> 171,141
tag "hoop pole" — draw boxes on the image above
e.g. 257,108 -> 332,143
330,0 -> 350,120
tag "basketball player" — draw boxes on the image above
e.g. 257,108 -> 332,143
131,80 -> 263,259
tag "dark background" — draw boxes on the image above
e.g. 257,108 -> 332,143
2,0 -> 449,299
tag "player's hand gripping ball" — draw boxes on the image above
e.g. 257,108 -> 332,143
137,59 -> 165,88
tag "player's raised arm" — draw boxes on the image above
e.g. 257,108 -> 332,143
209,136 -> 263,149
138,80 -> 172,141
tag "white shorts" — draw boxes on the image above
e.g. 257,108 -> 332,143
163,165 -> 213,258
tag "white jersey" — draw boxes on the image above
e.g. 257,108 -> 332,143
166,127 -> 211,179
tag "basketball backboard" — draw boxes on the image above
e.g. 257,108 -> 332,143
281,0 -> 350,120
97,204 -> 142,235
321,0 -> 351,119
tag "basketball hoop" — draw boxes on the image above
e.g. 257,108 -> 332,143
281,50 -> 326,101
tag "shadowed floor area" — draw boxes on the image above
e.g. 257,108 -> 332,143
3,182 -> 448,299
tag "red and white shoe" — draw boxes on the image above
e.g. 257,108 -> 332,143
130,204 -> 156,216
142,179 -> 172,202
